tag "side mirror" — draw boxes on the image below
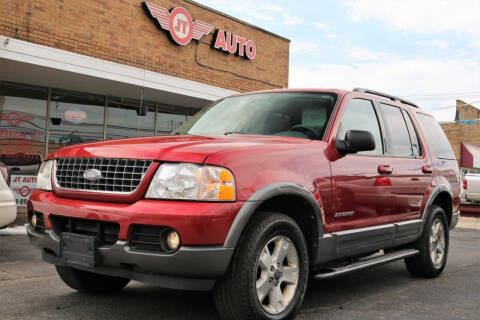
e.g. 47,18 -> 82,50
335,130 -> 375,156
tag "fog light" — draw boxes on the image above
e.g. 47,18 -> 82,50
31,213 -> 37,228
165,230 -> 180,252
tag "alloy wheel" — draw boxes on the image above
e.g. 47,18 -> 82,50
255,235 -> 299,315
429,218 -> 446,268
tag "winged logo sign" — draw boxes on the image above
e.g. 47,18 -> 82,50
143,2 -> 257,59
144,2 -> 214,46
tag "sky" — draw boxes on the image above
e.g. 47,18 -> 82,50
195,0 -> 480,121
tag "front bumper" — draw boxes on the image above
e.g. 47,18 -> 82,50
28,190 -> 244,245
450,210 -> 460,230
27,225 -> 233,290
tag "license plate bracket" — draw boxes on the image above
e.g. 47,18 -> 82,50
60,233 -> 98,268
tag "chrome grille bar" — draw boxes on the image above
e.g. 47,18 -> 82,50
55,158 -> 153,194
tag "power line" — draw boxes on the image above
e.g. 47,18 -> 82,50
401,91 -> 480,98
428,99 -> 480,111
411,95 -> 480,101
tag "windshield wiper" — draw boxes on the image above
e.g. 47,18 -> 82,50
172,132 -> 190,135
224,131 -> 246,135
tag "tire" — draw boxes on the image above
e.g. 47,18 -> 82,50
404,205 -> 449,278
214,212 -> 309,320
55,265 -> 130,294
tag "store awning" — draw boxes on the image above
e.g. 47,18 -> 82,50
461,142 -> 480,169
0,36 -> 237,108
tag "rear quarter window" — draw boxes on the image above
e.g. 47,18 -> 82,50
416,113 -> 455,160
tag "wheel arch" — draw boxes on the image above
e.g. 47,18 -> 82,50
223,183 -> 324,264
423,185 -> 454,227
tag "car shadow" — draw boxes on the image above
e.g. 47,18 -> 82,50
43,284 -> 221,320
39,261 -> 421,320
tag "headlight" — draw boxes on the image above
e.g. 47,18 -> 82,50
146,163 -> 235,201
37,160 -> 54,191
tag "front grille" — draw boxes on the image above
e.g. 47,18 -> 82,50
130,225 -> 168,253
55,158 -> 152,193
50,215 -> 120,245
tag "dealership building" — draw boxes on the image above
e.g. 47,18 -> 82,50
0,0 -> 290,211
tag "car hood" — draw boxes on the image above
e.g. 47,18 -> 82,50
47,134 -> 312,163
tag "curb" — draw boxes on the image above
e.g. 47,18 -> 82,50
456,216 -> 480,230
0,226 -> 27,236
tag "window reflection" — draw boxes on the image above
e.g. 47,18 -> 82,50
107,98 -> 155,139
48,89 -> 105,154
156,104 -> 198,135
0,82 -> 46,173
0,80 -> 206,210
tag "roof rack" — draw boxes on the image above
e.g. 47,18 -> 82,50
353,88 -> 420,109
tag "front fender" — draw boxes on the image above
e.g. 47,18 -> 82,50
223,182 -> 324,248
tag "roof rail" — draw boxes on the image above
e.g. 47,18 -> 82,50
353,88 -> 420,109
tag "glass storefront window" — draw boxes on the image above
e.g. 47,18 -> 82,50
156,104 -> 195,135
157,112 -> 191,134
0,80 -> 205,209
106,98 -> 155,139
48,89 -> 105,154
0,82 -> 47,208
0,82 -> 46,173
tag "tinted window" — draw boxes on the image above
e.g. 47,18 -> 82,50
336,99 -> 383,155
379,104 -> 413,157
402,109 -> 422,157
417,113 -> 456,159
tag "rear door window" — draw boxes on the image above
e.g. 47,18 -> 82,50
401,109 -> 422,157
379,103 -> 413,157
417,113 -> 456,159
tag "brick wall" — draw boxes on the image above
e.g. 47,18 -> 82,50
0,0 -> 289,92
441,100 -> 480,167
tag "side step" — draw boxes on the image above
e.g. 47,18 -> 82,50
313,249 -> 419,280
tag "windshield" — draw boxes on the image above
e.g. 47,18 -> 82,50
173,92 -> 337,140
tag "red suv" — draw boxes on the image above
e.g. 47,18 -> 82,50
28,88 -> 460,320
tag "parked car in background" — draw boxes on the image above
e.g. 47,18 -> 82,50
462,173 -> 480,203
0,162 -> 17,228
27,88 -> 460,320
1,154 -> 42,176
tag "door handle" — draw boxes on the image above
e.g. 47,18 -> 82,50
378,165 -> 393,174
422,166 -> 433,174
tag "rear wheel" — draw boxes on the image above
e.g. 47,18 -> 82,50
214,212 -> 309,320
405,205 -> 449,278
55,265 -> 130,294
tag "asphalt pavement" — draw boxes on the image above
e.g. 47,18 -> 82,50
1,228 -> 479,320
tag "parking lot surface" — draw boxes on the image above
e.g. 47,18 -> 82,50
1,228 -> 479,320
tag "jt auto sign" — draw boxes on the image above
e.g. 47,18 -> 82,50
11,175 -> 37,207
143,2 -> 257,60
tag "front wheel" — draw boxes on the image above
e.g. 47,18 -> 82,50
405,205 -> 449,278
214,212 -> 309,320
55,265 -> 130,294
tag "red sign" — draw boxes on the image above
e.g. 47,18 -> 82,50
11,175 -> 37,207
144,2 -> 214,46
65,110 -> 87,123
213,30 -> 257,60
0,111 -> 34,127
143,2 -> 257,59
19,185 -> 31,197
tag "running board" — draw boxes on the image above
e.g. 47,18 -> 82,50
313,249 -> 419,280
